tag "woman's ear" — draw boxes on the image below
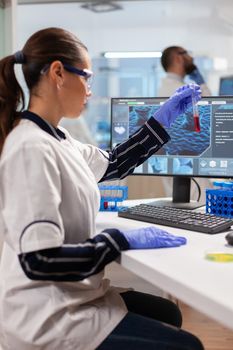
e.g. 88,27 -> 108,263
49,61 -> 64,87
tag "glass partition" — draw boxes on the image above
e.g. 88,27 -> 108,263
86,55 -> 212,149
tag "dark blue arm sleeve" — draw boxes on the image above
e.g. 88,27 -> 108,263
18,229 -> 129,282
100,117 -> 170,181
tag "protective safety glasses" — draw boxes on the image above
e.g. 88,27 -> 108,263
178,50 -> 192,56
40,63 -> 94,92
63,64 -> 93,91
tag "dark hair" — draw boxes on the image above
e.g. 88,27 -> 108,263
0,27 -> 87,154
161,46 -> 181,71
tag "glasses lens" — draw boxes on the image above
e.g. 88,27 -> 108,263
63,64 -> 93,90
87,76 -> 93,90
178,50 -> 192,56
178,50 -> 187,55
84,71 -> 93,90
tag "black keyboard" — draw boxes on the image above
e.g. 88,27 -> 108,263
118,204 -> 233,234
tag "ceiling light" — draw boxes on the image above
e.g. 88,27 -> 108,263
103,51 -> 162,58
81,1 -> 122,13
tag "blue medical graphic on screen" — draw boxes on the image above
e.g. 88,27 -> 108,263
129,104 -> 210,156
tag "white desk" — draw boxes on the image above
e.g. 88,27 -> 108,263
96,200 -> 233,331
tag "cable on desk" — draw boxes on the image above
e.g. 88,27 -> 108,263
192,177 -> 201,202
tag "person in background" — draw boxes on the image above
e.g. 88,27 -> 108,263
158,46 -> 211,96
0,27 -> 203,350
60,113 -> 97,145
158,45 -> 212,200
60,100 -> 97,145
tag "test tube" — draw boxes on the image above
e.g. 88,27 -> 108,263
192,85 -> 201,132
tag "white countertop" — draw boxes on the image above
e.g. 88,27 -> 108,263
96,199 -> 233,330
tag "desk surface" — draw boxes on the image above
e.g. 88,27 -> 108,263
96,200 -> 233,330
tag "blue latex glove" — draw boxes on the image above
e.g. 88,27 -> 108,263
121,226 -> 187,249
153,84 -> 201,128
188,68 -> 205,85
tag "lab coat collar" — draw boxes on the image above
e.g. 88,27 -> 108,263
21,110 -> 66,141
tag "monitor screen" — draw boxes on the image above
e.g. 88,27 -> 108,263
219,76 -> 233,96
111,96 -> 233,208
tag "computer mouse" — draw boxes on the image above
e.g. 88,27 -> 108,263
225,232 -> 233,246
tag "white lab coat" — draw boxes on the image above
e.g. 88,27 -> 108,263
158,72 -> 213,201
158,72 -> 211,97
0,119 -> 127,350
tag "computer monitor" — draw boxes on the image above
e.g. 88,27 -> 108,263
219,76 -> 233,95
111,96 -> 233,209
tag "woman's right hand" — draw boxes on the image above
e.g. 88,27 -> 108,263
153,84 -> 202,128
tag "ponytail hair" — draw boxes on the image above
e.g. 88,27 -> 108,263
0,27 -> 87,155
0,54 -> 25,154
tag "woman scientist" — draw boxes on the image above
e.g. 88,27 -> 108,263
0,28 -> 203,350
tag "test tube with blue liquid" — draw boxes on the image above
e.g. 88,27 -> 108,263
192,84 -> 201,132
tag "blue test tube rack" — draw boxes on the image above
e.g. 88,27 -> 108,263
99,185 -> 128,211
206,181 -> 233,218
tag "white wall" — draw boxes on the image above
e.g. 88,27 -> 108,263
17,0 -> 233,94
17,0 -> 233,60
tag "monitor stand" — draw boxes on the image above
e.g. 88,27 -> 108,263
149,177 -> 205,210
